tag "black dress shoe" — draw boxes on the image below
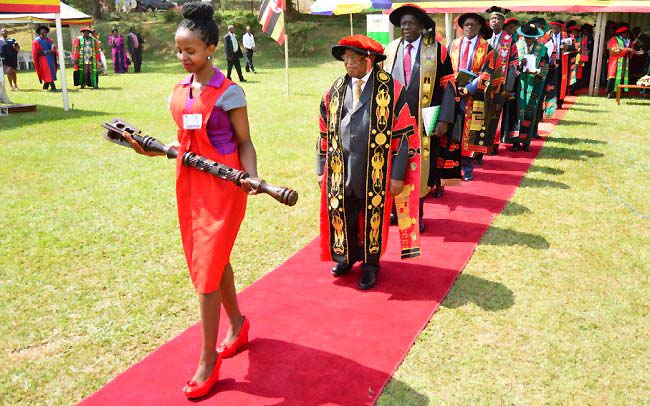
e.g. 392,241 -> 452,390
462,173 -> 474,181
331,262 -> 352,276
510,144 -> 520,151
240,79 -> 248,82
522,144 -> 531,151
433,185 -> 444,199
419,220 -> 425,233
358,267 -> 378,290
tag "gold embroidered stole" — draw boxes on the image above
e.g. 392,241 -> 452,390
418,35 -> 438,197
325,69 -> 396,263
384,35 -> 437,197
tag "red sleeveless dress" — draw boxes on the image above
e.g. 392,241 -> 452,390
169,75 -> 247,294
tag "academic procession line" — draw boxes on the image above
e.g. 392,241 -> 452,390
80,2 -> 595,403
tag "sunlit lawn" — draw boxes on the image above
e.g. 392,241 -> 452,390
1,16 -> 649,405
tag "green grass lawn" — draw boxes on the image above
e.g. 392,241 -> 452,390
2,16 -> 649,405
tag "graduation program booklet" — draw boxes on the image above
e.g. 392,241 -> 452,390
422,105 -> 441,136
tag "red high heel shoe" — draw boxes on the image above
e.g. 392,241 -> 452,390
217,316 -> 250,359
182,354 -> 223,399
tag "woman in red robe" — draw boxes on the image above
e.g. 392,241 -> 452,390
31,26 -> 58,91
125,2 -> 258,399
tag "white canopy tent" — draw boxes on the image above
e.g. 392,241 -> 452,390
0,2 -> 93,111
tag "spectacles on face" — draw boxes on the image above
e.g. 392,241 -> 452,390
342,53 -> 367,63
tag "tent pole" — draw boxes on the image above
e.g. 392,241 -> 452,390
54,14 -> 69,111
594,12 -> 608,96
589,12 -> 603,96
350,13 -> 353,35
445,13 -> 453,47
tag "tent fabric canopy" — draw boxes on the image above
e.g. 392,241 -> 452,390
389,0 -> 650,13
0,2 -> 91,25
0,0 -> 60,14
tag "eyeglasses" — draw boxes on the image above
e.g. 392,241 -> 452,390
341,54 -> 367,63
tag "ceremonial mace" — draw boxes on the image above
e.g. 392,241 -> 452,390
102,118 -> 298,207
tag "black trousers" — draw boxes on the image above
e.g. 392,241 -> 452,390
334,193 -> 379,270
132,49 -> 142,73
245,49 -> 255,72
227,57 -> 245,81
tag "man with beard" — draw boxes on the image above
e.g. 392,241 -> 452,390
383,3 -> 456,229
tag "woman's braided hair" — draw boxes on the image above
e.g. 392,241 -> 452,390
178,1 -> 219,47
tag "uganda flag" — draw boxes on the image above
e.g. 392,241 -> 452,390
258,0 -> 285,46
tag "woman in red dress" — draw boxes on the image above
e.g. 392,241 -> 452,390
126,1 -> 257,399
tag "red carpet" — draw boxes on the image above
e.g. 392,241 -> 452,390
81,99 -> 573,405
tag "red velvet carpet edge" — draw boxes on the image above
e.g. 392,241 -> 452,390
80,98 -> 574,405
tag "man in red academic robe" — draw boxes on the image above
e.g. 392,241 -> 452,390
32,25 -> 58,91
317,35 -> 420,290
448,13 -> 493,181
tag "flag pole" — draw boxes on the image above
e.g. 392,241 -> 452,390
284,32 -> 290,95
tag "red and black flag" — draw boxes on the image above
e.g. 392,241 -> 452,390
258,0 -> 285,46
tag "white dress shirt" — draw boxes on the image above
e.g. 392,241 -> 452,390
461,35 -> 480,68
351,70 -> 373,97
490,31 -> 502,48
242,32 -> 255,50
229,32 -> 239,50
402,35 -> 422,71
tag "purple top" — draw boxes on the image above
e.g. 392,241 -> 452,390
178,67 -> 246,155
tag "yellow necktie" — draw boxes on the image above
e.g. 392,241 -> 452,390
353,79 -> 364,109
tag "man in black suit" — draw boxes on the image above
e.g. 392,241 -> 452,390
127,26 -> 144,73
224,25 -> 246,82
384,4 -> 457,228
317,35 -> 421,290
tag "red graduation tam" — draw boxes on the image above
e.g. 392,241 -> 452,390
504,17 -> 519,26
567,25 -> 580,32
616,25 -> 630,34
80,26 -> 92,32
549,21 -> 565,28
331,35 -> 387,62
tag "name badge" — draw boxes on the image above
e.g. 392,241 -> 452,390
183,114 -> 202,130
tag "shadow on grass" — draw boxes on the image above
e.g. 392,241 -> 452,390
538,146 -> 605,160
481,226 -> 550,249
442,273 -> 515,311
520,177 -> 570,189
568,106 -> 606,112
423,219 -> 550,249
556,119 -> 593,126
528,165 -> 565,175
501,201 -> 532,216
187,337 -> 429,404
547,137 -> 607,145
619,100 -> 650,106
1,105 -> 105,131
